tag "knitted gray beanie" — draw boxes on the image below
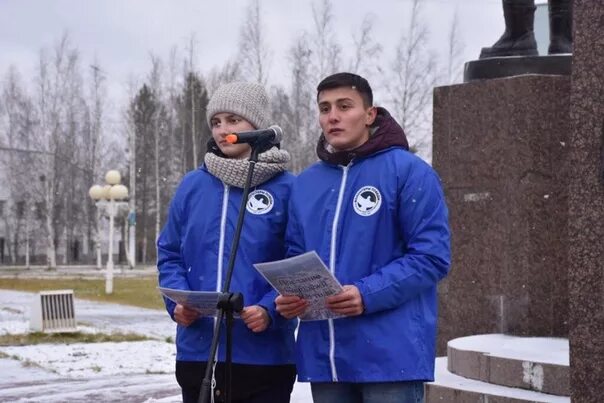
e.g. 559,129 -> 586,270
206,82 -> 271,130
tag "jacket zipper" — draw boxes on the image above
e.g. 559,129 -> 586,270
216,184 -> 230,292
213,185 -> 229,325
328,164 -> 349,382
210,183 -> 229,398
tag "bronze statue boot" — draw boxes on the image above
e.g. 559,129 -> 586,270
480,0 -> 538,59
548,0 -> 573,54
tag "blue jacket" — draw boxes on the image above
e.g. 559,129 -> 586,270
287,146 -> 451,382
157,166 -> 297,365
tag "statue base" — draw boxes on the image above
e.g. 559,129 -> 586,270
433,75 -> 572,354
464,54 -> 572,82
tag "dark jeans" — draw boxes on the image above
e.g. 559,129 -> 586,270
311,381 -> 424,403
176,361 -> 296,403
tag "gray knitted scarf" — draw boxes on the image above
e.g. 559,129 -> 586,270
204,147 -> 291,188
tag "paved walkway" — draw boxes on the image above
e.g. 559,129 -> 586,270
0,288 -> 312,402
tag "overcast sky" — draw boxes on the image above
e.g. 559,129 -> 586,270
0,0 -> 509,158
0,0 -> 505,96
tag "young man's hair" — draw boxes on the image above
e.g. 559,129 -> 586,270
316,72 -> 373,107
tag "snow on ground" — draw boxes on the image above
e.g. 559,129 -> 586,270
430,358 -> 570,403
0,288 -> 312,402
448,333 -> 569,365
0,304 -> 30,335
1,340 -> 175,378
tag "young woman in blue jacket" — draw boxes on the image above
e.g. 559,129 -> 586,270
276,73 -> 451,403
158,82 -> 296,403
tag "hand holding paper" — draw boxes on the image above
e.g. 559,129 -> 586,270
174,304 -> 201,326
158,287 -> 223,318
325,285 -> 365,316
275,295 -> 309,319
254,251 -> 344,321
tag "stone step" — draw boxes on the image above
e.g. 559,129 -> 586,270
446,334 -> 569,396
426,357 -> 570,403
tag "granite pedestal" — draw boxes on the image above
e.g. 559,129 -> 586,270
566,1 -> 604,401
432,2 -> 604,400
433,75 -> 571,355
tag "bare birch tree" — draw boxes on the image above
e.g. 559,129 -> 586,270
130,84 -> 157,264
311,0 -> 342,81
178,72 -> 209,173
84,62 -> 107,265
186,36 -> 199,168
164,46 -> 187,203
123,76 -> 140,268
275,0 -> 342,173
238,0 -> 271,85
35,49 -> 56,268
0,68 -> 20,264
445,11 -> 465,85
385,0 -> 438,158
148,56 -> 163,248
285,34 -> 317,172
205,60 -> 243,95
349,14 -> 383,80
34,35 -> 87,268
57,47 -> 87,265
0,67 -> 39,264
2,35 -> 99,267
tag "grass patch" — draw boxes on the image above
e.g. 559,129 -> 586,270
0,277 -> 164,310
0,331 -> 150,346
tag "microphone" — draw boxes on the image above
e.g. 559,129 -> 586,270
225,125 -> 282,146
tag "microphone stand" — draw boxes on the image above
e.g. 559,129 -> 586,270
199,139 -> 271,403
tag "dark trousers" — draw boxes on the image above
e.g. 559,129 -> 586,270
176,361 -> 296,403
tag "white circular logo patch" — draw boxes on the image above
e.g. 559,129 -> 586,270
247,190 -> 274,215
353,186 -> 382,216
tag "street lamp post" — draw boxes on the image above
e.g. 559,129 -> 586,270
88,170 -> 129,295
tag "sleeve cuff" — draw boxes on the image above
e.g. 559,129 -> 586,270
355,281 -> 376,315
257,292 -> 289,330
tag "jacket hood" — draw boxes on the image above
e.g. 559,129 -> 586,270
316,107 -> 409,165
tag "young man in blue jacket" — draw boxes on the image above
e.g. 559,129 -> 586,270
276,72 -> 451,403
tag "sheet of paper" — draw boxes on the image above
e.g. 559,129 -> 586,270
158,287 -> 222,317
254,251 -> 344,321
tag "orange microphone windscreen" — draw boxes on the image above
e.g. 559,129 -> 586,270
225,134 -> 238,144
